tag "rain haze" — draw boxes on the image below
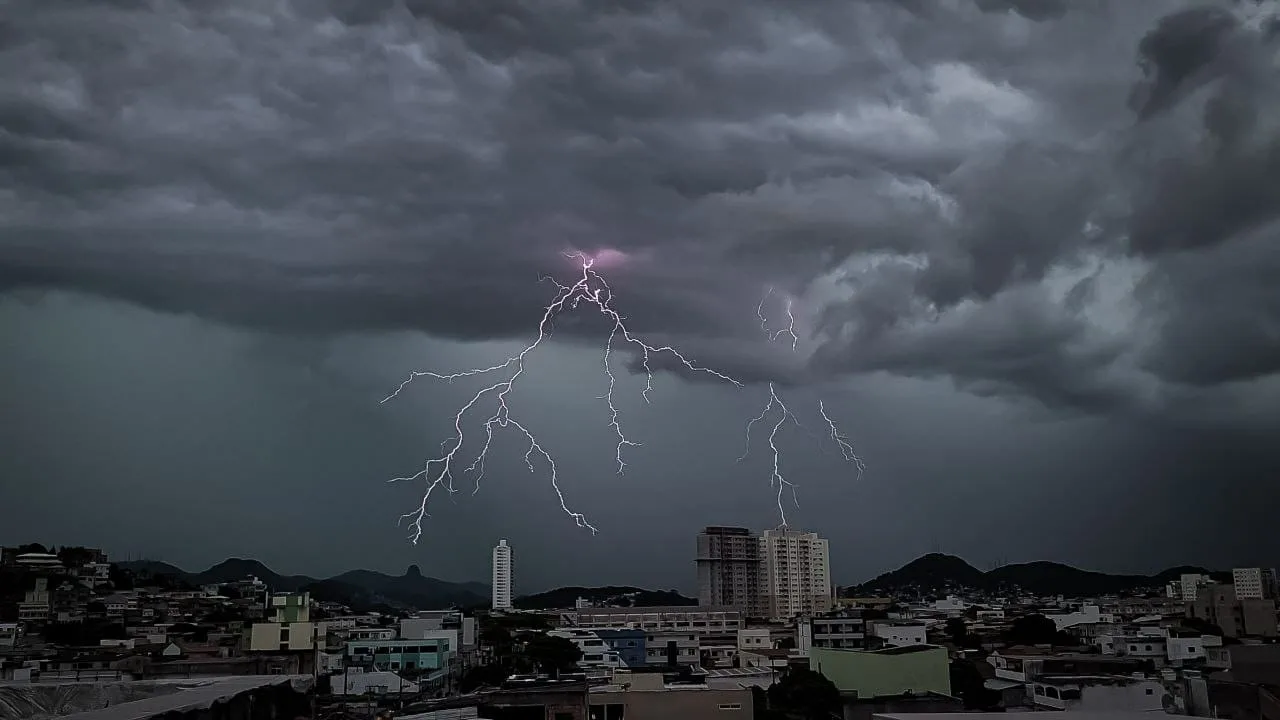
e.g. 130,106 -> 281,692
3,0 -> 1280,592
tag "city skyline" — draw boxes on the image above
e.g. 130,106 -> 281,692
4,0 -> 1280,586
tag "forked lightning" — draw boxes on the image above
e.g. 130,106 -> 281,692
382,252 -> 741,544
743,287 -> 866,527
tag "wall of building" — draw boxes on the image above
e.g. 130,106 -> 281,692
248,621 -> 316,652
869,623 -> 927,648
591,687 -> 752,720
810,646 -> 951,699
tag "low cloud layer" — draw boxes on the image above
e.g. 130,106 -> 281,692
3,0 -> 1280,425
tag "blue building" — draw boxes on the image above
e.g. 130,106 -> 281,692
595,629 -> 646,668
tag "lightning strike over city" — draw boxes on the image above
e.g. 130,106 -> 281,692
381,251 -> 742,544
742,288 -> 867,526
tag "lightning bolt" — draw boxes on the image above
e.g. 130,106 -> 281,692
737,382 -> 802,527
741,287 -> 867,527
819,400 -> 866,481
382,253 -> 742,544
757,287 -> 799,351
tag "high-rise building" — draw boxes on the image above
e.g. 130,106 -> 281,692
759,528 -> 832,620
696,526 -> 762,614
1233,568 -> 1278,599
492,539 -> 513,611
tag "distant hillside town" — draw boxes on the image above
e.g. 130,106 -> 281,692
1,534 -> 1277,720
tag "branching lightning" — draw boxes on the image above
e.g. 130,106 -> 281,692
737,381 -> 803,527
382,252 -> 742,544
742,287 -> 867,528
757,287 -> 799,350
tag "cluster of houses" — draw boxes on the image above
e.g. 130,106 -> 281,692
5,545 -> 1280,720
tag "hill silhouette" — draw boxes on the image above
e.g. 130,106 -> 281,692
117,558 -> 488,610
850,553 -> 1222,597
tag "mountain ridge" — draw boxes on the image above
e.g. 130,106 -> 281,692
117,558 -> 489,611
849,553 -> 1227,597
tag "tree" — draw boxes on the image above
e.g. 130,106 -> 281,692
107,564 -> 134,590
768,667 -> 840,720
522,634 -> 582,675
459,663 -> 510,692
945,617 -> 981,650
751,685 -> 786,720
949,660 -> 1000,710
1004,614 -> 1075,647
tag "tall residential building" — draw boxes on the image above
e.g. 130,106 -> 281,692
1232,568 -> 1278,599
1173,573 -> 1212,602
759,528 -> 832,620
696,526 -> 762,614
1189,582 -> 1279,638
492,539 -> 513,611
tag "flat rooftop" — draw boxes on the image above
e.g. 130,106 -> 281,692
57,676 -> 308,720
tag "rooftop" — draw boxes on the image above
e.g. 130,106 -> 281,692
1036,675 -> 1153,687
575,606 -> 738,615
875,707 -> 1172,712
704,667 -> 775,678
56,676 -> 308,720
874,644 -> 942,656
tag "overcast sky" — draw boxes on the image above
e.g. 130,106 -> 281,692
3,0 -> 1280,593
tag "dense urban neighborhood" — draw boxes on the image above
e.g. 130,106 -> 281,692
2,534 -> 1278,720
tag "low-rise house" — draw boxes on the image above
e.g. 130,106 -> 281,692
811,644 -> 958,720
591,669 -> 753,720
868,621 -> 928,649
1026,674 -> 1169,712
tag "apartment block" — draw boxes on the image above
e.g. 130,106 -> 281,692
1188,583 -> 1279,638
759,528 -> 832,619
568,606 -> 742,634
1232,567 -> 1278,599
696,526 -> 761,615
492,539 -> 513,611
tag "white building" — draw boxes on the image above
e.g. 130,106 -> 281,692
332,670 -> 421,696
1232,567 -> 1277,599
1026,676 -> 1167,712
737,628 -> 772,651
758,528 -> 831,620
932,596 -> 968,614
0,623 -> 20,648
568,606 -> 742,634
869,622 -> 928,648
547,629 -> 626,669
798,610 -> 866,655
18,578 -> 51,622
644,631 -> 700,665
1045,605 -> 1116,631
492,539 -> 513,611
1171,574 -> 1212,602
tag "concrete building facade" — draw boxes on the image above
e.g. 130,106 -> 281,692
492,539 -> 513,611
1233,567 -> 1278,599
1188,582 -> 1279,638
759,528 -> 832,619
696,526 -> 761,615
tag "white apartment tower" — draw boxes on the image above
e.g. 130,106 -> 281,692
759,528 -> 832,620
1233,568 -> 1278,599
492,539 -> 513,610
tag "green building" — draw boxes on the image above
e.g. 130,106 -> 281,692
346,637 -> 455,672
810,645 -> 952,699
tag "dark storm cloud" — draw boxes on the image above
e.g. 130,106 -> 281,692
2,0 -> 1280,419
